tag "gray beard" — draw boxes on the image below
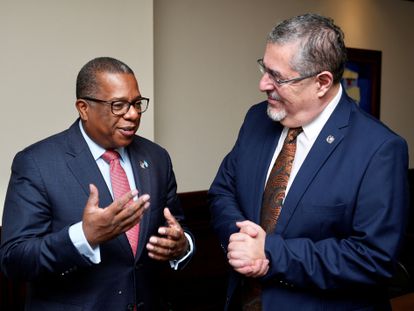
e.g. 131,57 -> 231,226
267,104 -> 287,122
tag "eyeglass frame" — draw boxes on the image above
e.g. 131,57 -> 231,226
257,58 -> 320,86
80,96 -> 150,115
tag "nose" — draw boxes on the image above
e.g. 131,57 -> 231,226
123,104 -> 140,120
259,73 -> 275,92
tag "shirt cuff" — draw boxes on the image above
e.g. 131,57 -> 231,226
69,221 -> 101,264
169,232 -> 193,270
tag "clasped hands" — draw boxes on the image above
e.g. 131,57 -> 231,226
227,221 -> 269,278
82,184 -> 188,261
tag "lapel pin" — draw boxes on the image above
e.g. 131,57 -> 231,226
139,160 -> 149,169
326,135 -> 335,144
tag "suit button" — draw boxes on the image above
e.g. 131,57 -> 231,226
135,263 -> 144,270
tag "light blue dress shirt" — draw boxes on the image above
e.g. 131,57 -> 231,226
68,121 -> 193,269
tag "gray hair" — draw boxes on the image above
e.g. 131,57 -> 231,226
267,13 -> 347,84
76,57 -> 134,99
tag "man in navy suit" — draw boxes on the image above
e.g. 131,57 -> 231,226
209,14 -> 409,310
1,57 -> 193,310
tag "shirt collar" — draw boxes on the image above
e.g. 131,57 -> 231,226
78,120 -> 127,162
301,85 -> 342,142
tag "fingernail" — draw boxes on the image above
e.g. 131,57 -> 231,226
158,228 -> 166,235
149,237 -> 157,243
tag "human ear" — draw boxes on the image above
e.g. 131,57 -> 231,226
315,71 -> 334,97
75,99 -> 89,121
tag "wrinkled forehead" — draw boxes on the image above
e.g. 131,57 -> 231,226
263,42 -> 301,69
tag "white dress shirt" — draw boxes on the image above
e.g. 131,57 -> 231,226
265,85 -> 343,197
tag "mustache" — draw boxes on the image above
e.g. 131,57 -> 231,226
267,91 -> 282,101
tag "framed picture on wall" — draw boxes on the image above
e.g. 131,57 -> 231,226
342,48 -> 382,118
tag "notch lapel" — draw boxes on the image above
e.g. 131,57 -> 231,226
252,123 -> 284,222
65,122 -> 113,207
274,97 -> 352,234
127,139 -> 152,260
65,121 -> 132,255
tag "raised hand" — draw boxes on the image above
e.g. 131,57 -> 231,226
82,184 -> 150,247
146,207 -> 188,261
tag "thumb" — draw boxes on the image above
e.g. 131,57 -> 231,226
236,221 -> 259,238
86,184 -> 100,208
163,207 -> 178,226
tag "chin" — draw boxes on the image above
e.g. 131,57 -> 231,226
267,105 -> 287,122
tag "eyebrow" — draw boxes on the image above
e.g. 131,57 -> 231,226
110,95 -> 143,102
263,61 -> 283,79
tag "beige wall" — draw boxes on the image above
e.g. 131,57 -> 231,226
154,0 -> 414,193
0,0 -> 154,217
1,0 -> 413,218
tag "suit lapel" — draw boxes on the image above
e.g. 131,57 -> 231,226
65,121 -> 133,255
274,95 -> 352,234
65,121 -> 113,206
127,138 -> 152,260
252,122 -> 284,222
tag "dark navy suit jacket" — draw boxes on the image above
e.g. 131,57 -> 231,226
1,120 -> 189,311
209,93 -> 409,310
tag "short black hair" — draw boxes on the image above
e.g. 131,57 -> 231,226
76,57 -> 134,99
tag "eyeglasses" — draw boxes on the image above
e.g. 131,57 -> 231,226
257,59 -> 320,86
80,96 -> 150,115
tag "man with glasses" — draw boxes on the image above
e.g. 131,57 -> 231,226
1,57 -> 193,310
209,14 -> 408,310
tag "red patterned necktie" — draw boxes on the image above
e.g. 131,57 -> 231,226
102,150 -> 139,256
242,127 -> 303,311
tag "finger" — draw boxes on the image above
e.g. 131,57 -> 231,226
259,259 -> 269,275
238,260 -> 262,277
227,249 -> 251,261
157,225 -> 183,241
163,207 -> 180,227
147,236 -> 174,249
229,258 -> 253,270
236,220 -> 254,228
236,266 -> 256,276
147,250 -> 170,261
117,196 -> 150,225
87,184 -> 100,207
236,220 -> 261,232
249,259 -> 269,278
229,232 -> 248,243
114,193 -> 150,219
146,237 -> 174,260
227,241 -> 249,253
137,193 -> 150,206
239,224 -> 259,238
112,189 -> 140,213
116,200 -> 150,231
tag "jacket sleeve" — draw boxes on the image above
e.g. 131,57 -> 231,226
208,117 -> 250,251
0,149 -> 91,281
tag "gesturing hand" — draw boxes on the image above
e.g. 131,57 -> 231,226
82,184 -> 150,247
146,208 -> 188,261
